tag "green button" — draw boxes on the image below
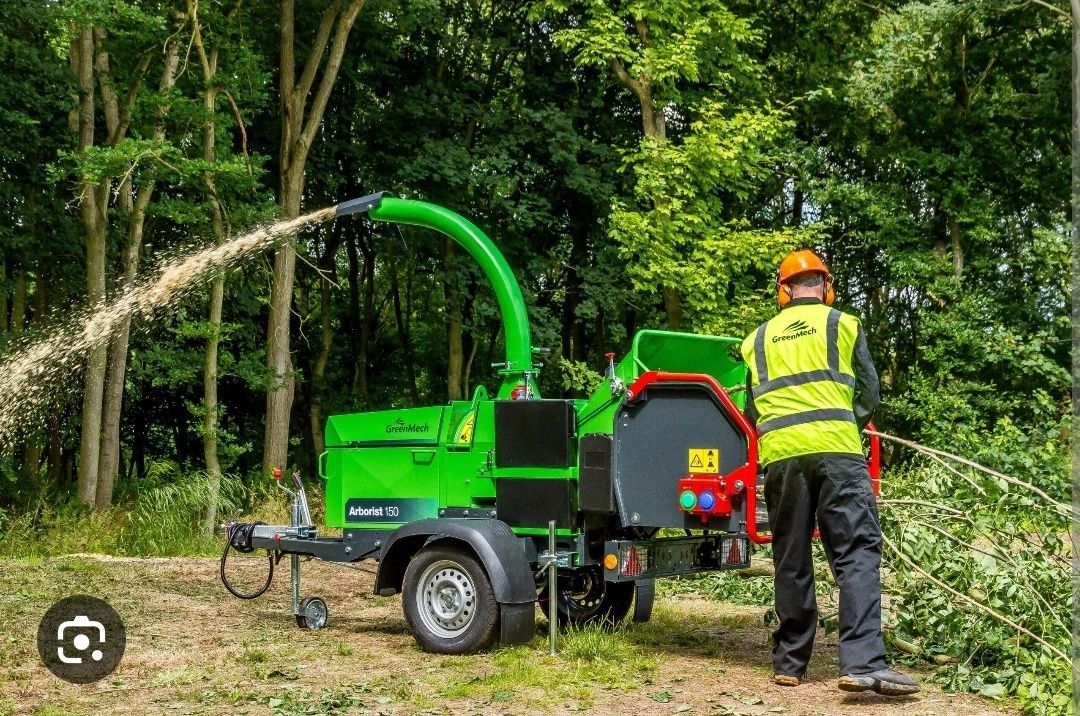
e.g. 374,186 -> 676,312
679,490 -> 697,510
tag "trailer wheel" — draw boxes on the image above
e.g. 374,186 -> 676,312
296,596 -> 328,630
402,545 -> 499,654
540,566 -> 634,627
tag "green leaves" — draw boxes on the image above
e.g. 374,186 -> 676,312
609,99 -> 795,330
880,434 -> 1070,714
537,0 -> 761,100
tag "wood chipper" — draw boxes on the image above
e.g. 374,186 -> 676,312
220,193 -> 880,654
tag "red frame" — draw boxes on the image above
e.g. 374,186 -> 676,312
625,371 -> 882,546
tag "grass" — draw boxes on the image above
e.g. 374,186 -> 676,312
0,470 -> 294,558
0,555 -> 1015,716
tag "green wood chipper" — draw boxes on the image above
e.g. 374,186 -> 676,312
220,193 -> 880,654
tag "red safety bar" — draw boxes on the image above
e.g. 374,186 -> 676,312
625,371 -> 883,546
867,421 -> 881,495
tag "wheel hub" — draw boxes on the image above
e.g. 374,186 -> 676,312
416,560 -> 476,637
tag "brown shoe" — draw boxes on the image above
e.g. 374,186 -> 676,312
774,674 -> 800,687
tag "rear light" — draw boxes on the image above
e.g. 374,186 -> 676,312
722,536 -> 749,567
619,544 -> 650,578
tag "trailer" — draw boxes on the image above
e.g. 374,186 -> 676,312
220,193 -> 880,654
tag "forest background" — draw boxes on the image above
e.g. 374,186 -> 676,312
0,0 -> 1072,714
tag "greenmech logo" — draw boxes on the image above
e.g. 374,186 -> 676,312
773,319 -> 817,343
386,418 -> 430,434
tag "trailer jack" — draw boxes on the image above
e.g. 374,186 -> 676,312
220,468 -> 329,630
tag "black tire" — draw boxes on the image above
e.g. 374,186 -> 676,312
296,596 -> 328,630
539,567 -> 634,628
402,544 -> 499,654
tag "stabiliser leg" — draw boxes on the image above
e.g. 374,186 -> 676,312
291,553 -> 301,616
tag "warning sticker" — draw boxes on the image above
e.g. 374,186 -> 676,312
455,413 -> 475,445
688,448 -> 720,474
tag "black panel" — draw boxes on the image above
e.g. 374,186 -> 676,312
612,384 -> 748,531
496,478 -> 574,529
494,400 -> 575,468
578,434 -> 614,513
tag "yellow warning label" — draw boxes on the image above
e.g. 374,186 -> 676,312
688,448 -> 720,474
455,413 -> 476,445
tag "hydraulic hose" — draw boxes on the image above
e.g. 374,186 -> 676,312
220,522 -> 274,600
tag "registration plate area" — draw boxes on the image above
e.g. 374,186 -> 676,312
603,534 -> 750,582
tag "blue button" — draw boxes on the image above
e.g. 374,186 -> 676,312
699,491 -> 716,511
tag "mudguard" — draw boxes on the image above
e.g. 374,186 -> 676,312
374,518 -> 537,605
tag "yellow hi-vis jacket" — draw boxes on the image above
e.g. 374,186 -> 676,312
740,301 -> 865,466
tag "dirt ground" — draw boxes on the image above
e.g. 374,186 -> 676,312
0,555 -> 1017,716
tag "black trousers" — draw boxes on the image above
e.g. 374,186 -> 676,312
764,452 -> 887,677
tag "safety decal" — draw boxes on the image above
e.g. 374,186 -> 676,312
688,448 -> 719,474
455,413 -> 475,444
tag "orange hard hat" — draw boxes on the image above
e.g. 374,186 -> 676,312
776,249 -> 834,307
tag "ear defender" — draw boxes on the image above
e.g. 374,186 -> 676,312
776,270 -> 793,308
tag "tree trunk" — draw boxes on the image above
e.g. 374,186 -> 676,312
71,27 -> 107,506
10,271 -> 26,333
310,274 -> 333,455
610,51 -> 681,330
345,232 -> 362,394
462,330 -> 477,398
188,0 -> 233,535
96,33 -> 180,508
357,230 -> 375,409
444,239 -> 464,401
22,270 -> 47,482
263,0 -> 364,476
202,273 -> 224,535
309,227 -> 342,456
0,261 -> 7,333
1070,0 -> 1079,707
264,174 -> 302,475
662,286 -> 683,331
947,214 -> 964,279
388,237 -> 420,403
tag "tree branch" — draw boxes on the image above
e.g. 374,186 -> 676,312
866,430 -> 1077,519
93,28 -> 121,141
293,0 -> 342,106
881,533 -> 1069,664
280,0 -> 296,103
220,88 -> 252,173
112,53 -> 153,146
298,0 -> 364,153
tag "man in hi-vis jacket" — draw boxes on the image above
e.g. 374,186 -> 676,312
740,250 -> 919,696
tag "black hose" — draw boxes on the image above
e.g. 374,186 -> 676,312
220,523 -> 274,600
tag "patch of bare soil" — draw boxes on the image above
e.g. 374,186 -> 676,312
0,556 -> 1016,716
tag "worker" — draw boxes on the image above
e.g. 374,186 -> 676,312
740,250 -> 919,696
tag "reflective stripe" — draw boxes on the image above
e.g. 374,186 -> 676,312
751,369 -> 856,399
754,324 -> 768,382
757,408 -> 857,435
826,309 -> 841,372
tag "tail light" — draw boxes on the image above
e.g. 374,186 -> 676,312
722,537 -> 749,567
619,544 -> 650,578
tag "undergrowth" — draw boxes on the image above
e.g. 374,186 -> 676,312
0,463 -> 290,557
877,420 -> 1072,716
